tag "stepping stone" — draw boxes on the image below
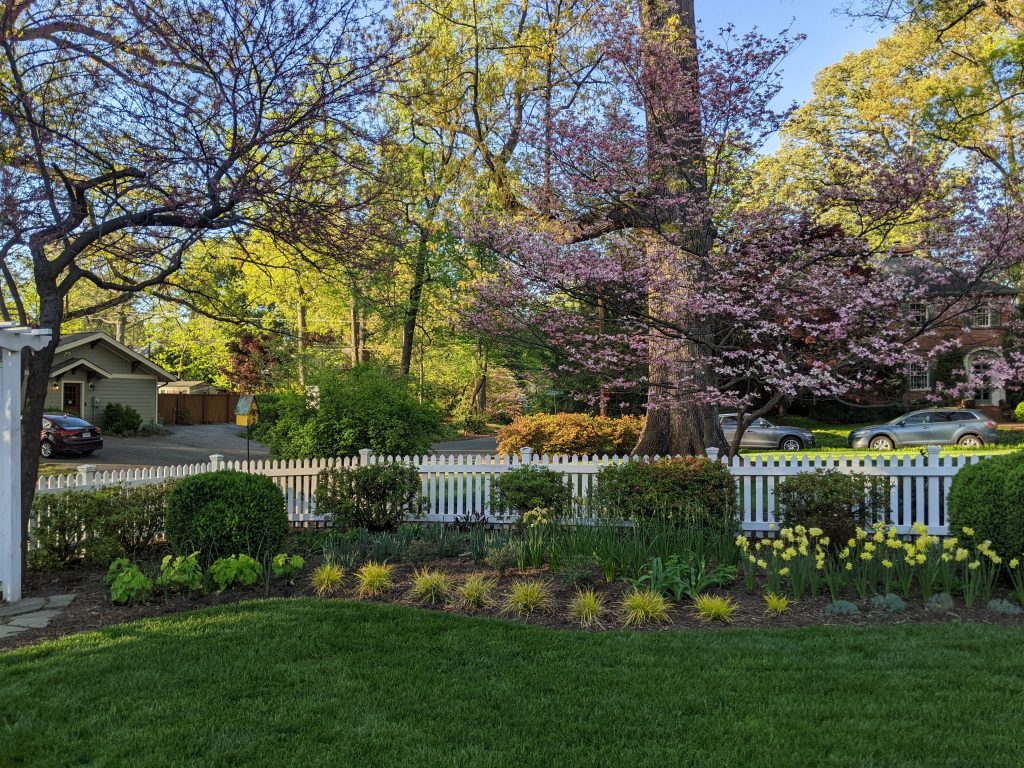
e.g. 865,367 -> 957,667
7,609 -> 62,629
0,598 -> 46,617
0,624 -> 27,639
45,594 -> 76,609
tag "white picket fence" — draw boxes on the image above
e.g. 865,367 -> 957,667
33,445 -> 993,536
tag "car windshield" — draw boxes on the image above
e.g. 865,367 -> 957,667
52,417 -> 92,428
756,419 -> 774,428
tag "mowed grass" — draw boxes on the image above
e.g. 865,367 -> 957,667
2,600 -> 1024,767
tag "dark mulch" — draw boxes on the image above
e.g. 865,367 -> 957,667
4,549 -> 1022,652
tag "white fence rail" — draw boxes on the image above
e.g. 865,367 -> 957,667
35,445 -> 990,536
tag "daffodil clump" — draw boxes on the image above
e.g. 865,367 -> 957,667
521,507 -> 553,568
737,521 -> 1022,608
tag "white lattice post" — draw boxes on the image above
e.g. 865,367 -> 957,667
359,448 -> 372,466
209,454 -> 224,472
0,324 -> 52,603
706,447 -> 720,462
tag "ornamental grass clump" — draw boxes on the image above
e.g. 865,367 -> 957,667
763,592 -> 790,615
501,579 -> 555,617
568,588 -> 606,628
621,589 -> 671,627
693,593 -> 738,623
408,567 -> 454,605
311,563 -> 345,596
454,575 -> 497,611
355,561 -> 395,598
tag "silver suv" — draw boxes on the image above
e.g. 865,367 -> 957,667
847,409 -> 998,450
720,415 -> 816,451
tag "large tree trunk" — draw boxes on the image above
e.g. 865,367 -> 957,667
296,282 -> 307,387
633,0 -> 726,457
400,224 -> 430,376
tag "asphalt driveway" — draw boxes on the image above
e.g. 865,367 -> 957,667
41,423 -> 270,470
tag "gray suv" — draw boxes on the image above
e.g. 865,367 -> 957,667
847,409 -> 998,450
720,415 -> 816,451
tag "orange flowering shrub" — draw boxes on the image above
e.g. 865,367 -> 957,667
497,413 -> 644,456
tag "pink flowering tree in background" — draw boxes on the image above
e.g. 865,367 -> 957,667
461,0 -> 1024,456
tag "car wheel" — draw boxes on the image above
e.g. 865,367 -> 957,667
869,436 -> 894,451
40,440 -> 54,458
780,437 -> 803,451
957,434 -> 984,447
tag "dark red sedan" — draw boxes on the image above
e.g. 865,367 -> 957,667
40,414 -> 103,458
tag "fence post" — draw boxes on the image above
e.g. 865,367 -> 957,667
706,447 -> 720,462
521,447 -> 534,465
77,464 -> 96,489
210,454 -> 224,472
926,445 -> 941,532
359,448 -> 373,466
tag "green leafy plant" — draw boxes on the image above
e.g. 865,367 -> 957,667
484,543 -> 518,575
777,470 -> 889,548
209,554 -> 263,592
764,592 -> 790,615
554,555 -> 596,589
454,575 -> 497,611
316,463 -> 421,532
520,507 -> 553,567
627,555 -> 736,603
869,593 -> 908,613
311,563 -> 345,596
155,552 -> 203,593
407,567 -> 454,605
102,402 -> 143,434
501,579 -> 555,616
926,592 -> 955,611
988,598 -> 1023,616
621,588 -> 672,627
166,471 -> 287,563
271,553 -> 306,582
492,466 -> 572,521
355,561 -> 395,598
105,559 -> 153,605
568,588 -> 606,628
693,593 -> 738,623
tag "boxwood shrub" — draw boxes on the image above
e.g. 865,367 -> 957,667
316,463 -> 421,532
776,470 -> 890,547
166,471 -> 287,561
590,457 -> 736,528
948,452 -> 1024,559
491,466 -> 573,520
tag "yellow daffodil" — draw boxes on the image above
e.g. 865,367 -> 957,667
844,562 -> 853,571
962,526 -> 975,537
956,548 -> 969,562
882,559 -> 893,568
968,560 -> 981,570
1011,558 -> 1020,569
779,567 -> 790,577
809,527 -> 823,537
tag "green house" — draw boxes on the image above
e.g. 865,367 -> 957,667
45,331 -> 176,426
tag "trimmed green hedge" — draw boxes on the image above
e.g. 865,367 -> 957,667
316,463 -> 421,532
777,470 -> 890,547
491,466 -> 573,520
948,452 -> 1024,559
166,471 -> 287,562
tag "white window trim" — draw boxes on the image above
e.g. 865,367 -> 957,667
907,362 -> 931,392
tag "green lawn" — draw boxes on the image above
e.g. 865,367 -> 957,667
2,600 -> 1023,767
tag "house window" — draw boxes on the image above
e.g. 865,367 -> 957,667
969,305 -> 994,328
906,302 -> 929,324
908,362 -> 931,391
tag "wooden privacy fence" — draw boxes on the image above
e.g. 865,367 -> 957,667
158,393 -> 241,425
34,445 -> 991,536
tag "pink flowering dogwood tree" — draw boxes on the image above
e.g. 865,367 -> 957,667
462,0 -> 1024,455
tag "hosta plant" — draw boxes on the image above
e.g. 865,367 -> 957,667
355,561 -> 395,598
209,554 -> 263,592
454,575 -> 497,611
311,563 -> 345,596
501,579 -> 555,617
694,593 -> 738,623
621,589 -> 671,627
763,592 -> 790,615
408,567 -> 454,605
568,588 -> 606,628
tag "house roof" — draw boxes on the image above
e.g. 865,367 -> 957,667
56,331 -> 176,382
887,255 -> 1018,297
49,357 -> 112,379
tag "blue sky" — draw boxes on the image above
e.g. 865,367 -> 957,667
699,0 -> 889,108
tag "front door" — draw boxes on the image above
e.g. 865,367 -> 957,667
62,382 -> 82,415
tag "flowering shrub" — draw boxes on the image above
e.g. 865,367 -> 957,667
497,413 -> 644,456
590,457 -> 736,527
